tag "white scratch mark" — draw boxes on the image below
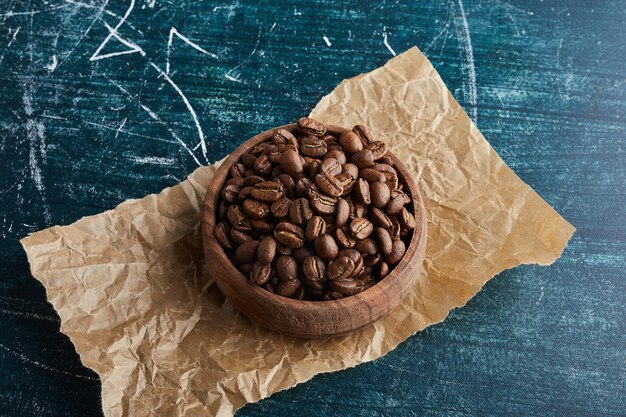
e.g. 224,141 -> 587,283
0,27 -> 20,66
46,55 -> 58,72
224,26 -> 262,83
89,0 -> 143,61
382,28 -> 396,56
115,117 -> 127,138
536,286 -> 544,304
166,27 -> 219,75
322,36 -> 332,47
270,22 -> 276,31
456,0 -> 478,123
293,7 -> 302,15
224,73 -> 242,83
129,155 -> 176,166
0,343 -> 98,381
556,37 -> 563,69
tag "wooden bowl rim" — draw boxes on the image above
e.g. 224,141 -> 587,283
202,123 -> 426,315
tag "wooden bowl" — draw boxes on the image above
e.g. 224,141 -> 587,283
202,124 -> 427,338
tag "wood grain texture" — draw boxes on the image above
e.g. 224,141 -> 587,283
202,124 -> 427,338
0,0 -> 624,416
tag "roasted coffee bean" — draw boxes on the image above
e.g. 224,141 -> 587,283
230,163 -> 246,178
314,234 -> 339,260
268,145 -> 282,164
352,124 -> 374,146
318,158 -> 342,177
354,237 -> 377,255
249,142 -> 270,156
235,240 -> 259,264
296,177 -> 319,197
226,177 -> 244,187
239,263 -> 254,276
385,239 -> 406,265
273,128 -> 298,147
335,198 -> 350,227
257,237 -> 277,264
289,198 -> 313,224
379,262 -> 390,279
294,284 -> 306,300
329,278 -> 362,296
364,253 -> 381,267
315,173 -> 343,197
354,178 -> 371,205
321,134 -> 338,146
250,218 -> 273,233
359,168 -> 387,184
274,222 -> 305,248
243,175 -> 265,187
214,222 -> 233,250
275,255 -> 298,281
335,227 -> 356,248
303,256 -> 326,283
250,261 -> 271,285
276,174 -> 296,197
280,148 -> 303,176
254,154 -> 273,175
347,199 -> 366,220
370,207 -> 393,229
342,163 -> 359,179
324,149 -> 347,165
230,228 -> 252,245
227,205 -> 251,231
271,165 -> 284,178
339,131 -> 363,154
310,193 -> 337,214
386,191 -> 410,215
250,181 -> 284,202
398,207 -> 417,229
322,291 -> 344,300
292,246 -> 314,263
304,158 -> 321,179
264,282 -> 275,293
270,271 -> 280,285
326,257 -> 355,280
222,184 -> 240,204
238,186 -> 254,200
301,136 -> 328,157
370,182 -> 391,208
243,199 -> 270,219
349,218 -> 374,239
367,141 -> 387,160
335,172 -> 356,196
339,249 -> 364,276
305,216 -> 326,241
375,227 -> 393,255
390,216 -> 402,240
270,197 -> 291,218
276,244 -> 293,256
351,149 -> 375,169
219,201 -> 229,220
298,117 -> 326,136
276,279 -> 301,297
240,152 -> 257,169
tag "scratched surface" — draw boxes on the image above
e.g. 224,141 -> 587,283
0,0 -> 625,416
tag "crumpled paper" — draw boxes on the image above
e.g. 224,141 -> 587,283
21,47 -> 574,417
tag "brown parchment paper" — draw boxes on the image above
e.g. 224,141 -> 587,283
21,47 -> 575,417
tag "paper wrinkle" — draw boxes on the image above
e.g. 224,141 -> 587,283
21,46 -> 574,417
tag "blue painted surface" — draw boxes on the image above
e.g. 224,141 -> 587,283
0,0 -> 624,416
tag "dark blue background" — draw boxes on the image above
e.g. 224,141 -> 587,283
0,1 -> 624,416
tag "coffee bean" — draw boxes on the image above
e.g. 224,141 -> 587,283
243,199 -> 270,219
264,282 -> 275,293
335,198 -> 350,227
370,181 -> 391,208
222,184 -> 240,204
385,191 -> 410,215
336,172 -> 356,196
275,255 -> 298,281
314,234 -> 339,260
303,256 -> 326,282
214,222 -> 232,250
370,207 -> 393,229
359,168 -> 387,184
250,261 -> 271,285
268,145 -> 282,164
321,134 -> 338,146
243,175 -> 265,187
318,158 -> 342,177
227,205 -> 251,231
254,154 -> 273,175
349,218 -> 374,239
239,263 -> 254,276
375,227 -> 393,255
351,149 -> 375,169
322,291 -> 344,300
354,237 -> 377,255
347,198 -> 366,220
328,278 -> 362,296
342,163 -> 359,179
300,136 -> 328,157
238,186 -> 253,200
235,240 -> 259,264
274,222 -> 305,248
230,228 -> 252,245
298,117 -> 326,136
324,149 -> 347,165
352,124 -> 374,146
354,178 -> 371,205
273,128 -> 298,147
367,141 -> 387,160
398,207 -> 417,229
249,142 -> 270,156
296,177 -> 319,197
226,177 -> 244,187
289,198 -> 313,224
270,197 -> 291,218
364,253 -> 381,267
240,152 -> 257,169
305,216 -> 326,241
339,131 -> 363,154
315,173 -> 343,197
335,227 -> 356,248
378,262 -> 390,279
257,237 -> 277,264
276,244 -> 293,256
230,163 -> 246,178
292,246 -> 314,263
219,201 -> 228,220
310,193 -> 337,214
276,279 -> 301,297
250,218 -> 273,233
339,249 -> 363,276
280,148 -> 303,176
390,216 -> 402,240
276,174 -> 296,197
385,239 -> 406,265
250,181 -> 284,202
326,257 -> 356,281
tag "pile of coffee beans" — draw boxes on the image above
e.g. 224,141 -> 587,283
214,118 -> 417,300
